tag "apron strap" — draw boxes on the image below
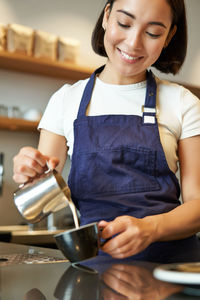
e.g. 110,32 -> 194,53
142,70 -> 157,125
77,65 -> 105,118
77,65 -> 157,125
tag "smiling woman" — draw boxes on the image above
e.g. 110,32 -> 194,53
92,0 -> 186,82
13,0 -> 200,263
101,0 -> 176,83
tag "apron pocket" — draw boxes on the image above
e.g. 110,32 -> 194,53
70,146 -> 160,197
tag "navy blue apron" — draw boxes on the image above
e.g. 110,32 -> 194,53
68,66 -> 200,263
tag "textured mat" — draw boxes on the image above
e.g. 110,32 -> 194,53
0,253 -> 67,266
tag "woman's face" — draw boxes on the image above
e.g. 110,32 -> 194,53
102,0 -> 174,84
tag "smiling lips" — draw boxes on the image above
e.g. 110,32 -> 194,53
119,49 -> 143,62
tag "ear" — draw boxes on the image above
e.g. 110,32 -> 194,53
102,4 -> 111,31
164,25 -> 177,48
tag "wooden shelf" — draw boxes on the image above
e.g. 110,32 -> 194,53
0,51 -> 94,132
0,50 -> 93,81
0,116 -> 39,132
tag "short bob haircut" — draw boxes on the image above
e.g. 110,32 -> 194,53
91,0 -> 187,75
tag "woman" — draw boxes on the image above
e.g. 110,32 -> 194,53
13,0 -> 200,262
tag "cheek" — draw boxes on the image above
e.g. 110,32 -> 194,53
104,25 -> 121,47
149,40 -> 165,59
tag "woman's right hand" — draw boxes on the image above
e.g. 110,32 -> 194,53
13,146 -> 59,184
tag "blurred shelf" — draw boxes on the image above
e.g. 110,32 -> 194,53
0,225 -> 29,231
0,51 -> 94,132
0,225 -> 67,246
0,50 -> 93,81
11,229 -> 66,246
0,116 -> 39,132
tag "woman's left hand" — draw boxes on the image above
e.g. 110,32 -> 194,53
99,215 -> 157,258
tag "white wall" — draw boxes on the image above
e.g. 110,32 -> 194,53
0,0 -> 199,225
156,0 -> 200,86
182,0 -> 200,85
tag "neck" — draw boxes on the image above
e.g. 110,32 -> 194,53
98,64 -> 147,85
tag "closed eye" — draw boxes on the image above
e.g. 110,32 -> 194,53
117,21 -> 130,28
146,32 -> 161,38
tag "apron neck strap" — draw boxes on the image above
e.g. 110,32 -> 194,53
144,70 -> 157,109
77,65 -> 105,118
77,66 -> 157,121
142,70 -> 157,125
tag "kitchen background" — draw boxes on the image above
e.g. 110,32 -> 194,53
0,0 -> 199,226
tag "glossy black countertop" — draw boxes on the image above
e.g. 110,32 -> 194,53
0,242 -> 199,300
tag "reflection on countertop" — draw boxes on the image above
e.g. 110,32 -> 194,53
1,242 -> 199,300
100,262 -> 182,300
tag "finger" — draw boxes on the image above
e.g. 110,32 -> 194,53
110,249 -> 134,259
108,242 -> 138,258
13,147 -> 48,175
100,217 -> 130,239
110,264 -> 142,275
102,266 -> 134,285
98,220 -> 109,232
103,239 -> 138,258
13,173 -> 30,184
101,230 -> 130,252
19,147 -> 47,167
102,286 -> 126,300
102,270 -> 136,297
14,156 -> 45,176
46,157 -> 60,170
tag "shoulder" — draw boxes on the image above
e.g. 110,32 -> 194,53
156,77 -> 199,102
155,77 -> 200,114
155,77 -> 183,125
155,76 -> 200,137
38,78 -> 90,137
51,78 -> 90,101
156,77 -> 183,98
156,77 -> 200,139
45,78 -> 90,114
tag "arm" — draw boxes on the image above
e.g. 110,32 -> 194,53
13,129 -> 68,183
100,135 -> 200,258
151,134 -> 200,240
13,84 -> 70,184
38,129 -> 68,173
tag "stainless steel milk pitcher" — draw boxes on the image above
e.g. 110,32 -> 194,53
13,169 -> 70,223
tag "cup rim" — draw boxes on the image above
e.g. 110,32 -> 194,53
54,222 -> 98,238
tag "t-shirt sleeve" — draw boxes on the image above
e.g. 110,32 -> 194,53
38,84 -> 70,136
180,87 -> 200,140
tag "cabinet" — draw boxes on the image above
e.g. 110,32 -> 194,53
0,51 -> 93,132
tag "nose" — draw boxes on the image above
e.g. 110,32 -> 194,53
126,29 -> 143,50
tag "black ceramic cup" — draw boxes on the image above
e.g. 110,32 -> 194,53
54,222 -> 100,263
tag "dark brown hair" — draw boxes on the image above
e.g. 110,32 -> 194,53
91,0 -> 187,75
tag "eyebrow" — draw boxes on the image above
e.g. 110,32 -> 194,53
116,9 -> 167,29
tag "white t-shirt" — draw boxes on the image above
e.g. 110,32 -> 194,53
38,75 -> 200,174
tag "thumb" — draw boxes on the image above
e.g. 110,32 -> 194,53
45,156 -> 60,170
98,220 -> 109,229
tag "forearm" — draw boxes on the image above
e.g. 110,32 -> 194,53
38,129 -> 68,173
145,198 -> 200,242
